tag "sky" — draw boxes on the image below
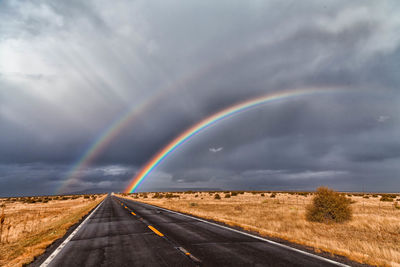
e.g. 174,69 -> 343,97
1,0 -> 400,196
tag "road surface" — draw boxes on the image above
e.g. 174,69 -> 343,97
32,195 -> 352,267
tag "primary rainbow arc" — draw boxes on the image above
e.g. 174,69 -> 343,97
125,88 -> 335,193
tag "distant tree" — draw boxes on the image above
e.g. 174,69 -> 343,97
306,187 -> 352,223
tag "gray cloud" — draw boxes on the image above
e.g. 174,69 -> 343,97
1,0 -> 400,196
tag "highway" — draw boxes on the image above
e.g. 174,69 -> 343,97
32,195 -> 353,267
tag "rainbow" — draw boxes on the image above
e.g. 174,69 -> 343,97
125,87 -> 341,193
58,39 -> 321,194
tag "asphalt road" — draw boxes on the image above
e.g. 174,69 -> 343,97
33,195 -> 352,267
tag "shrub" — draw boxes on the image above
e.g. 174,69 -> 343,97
380,196 -> 393,202
165,193 -> 179,199
152,192 -> 164,199
270,193 -> 276,198
224,193 -> 231,198
214,194 -> 221,200
306,187 -> 352,223
189,202 -> 198,207
260,193 -> 265,197
231,192 -> 238,197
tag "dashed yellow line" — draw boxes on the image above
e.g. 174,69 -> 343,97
131,211 -> 136,216
148,225 -> 164,237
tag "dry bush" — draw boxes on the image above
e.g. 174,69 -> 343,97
380,195 -> 394,202
306,187 -> 352,223
0,205 -> 5,243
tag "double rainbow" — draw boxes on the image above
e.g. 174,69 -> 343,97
125,87 -> 339,193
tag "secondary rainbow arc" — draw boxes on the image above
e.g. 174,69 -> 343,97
125,88 -> 338,193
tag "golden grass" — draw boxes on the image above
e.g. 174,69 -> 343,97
120,192 -> 400,267
0,194 -> 105,267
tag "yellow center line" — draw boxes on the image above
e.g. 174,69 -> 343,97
131,211 -> 136,216
148,225 -> 164,237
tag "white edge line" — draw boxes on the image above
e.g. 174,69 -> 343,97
40,199 -> 105,267
134,200 -> 351,267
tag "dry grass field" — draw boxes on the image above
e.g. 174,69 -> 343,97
0,194 -> 105,267
121,191 -> 400,267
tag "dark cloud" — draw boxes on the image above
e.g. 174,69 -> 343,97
1,0 -> 399,196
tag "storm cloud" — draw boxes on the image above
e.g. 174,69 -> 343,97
1,0 -> 399,196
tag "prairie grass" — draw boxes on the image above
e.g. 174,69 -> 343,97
122,191 -> 400,267
0,194 -> 105,267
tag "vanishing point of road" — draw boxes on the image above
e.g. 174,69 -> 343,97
31,195 -> 355,267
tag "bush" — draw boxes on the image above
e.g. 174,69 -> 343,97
270,193 -> 276,198
152,192 -> 164,199
380,196 -> 393,202
165,193 -> 179,199
224,193 -> 231,198
306,187 -> 352,223
260,193 -> 265,197
214,194 -> 221,200
296,192 -> 309,197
